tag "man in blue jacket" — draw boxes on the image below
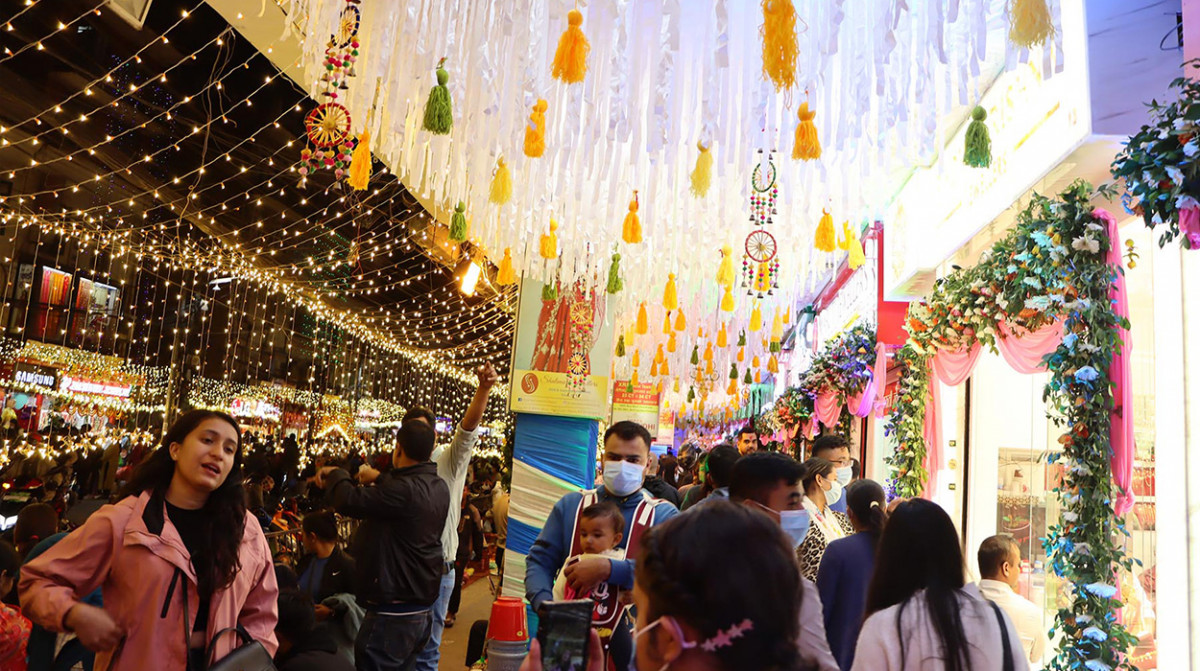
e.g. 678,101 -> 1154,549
525,420 -> 678,670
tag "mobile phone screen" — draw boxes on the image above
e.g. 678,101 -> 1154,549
538,599 -> 593,671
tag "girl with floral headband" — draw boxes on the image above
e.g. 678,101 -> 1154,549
522,499 -> 807,671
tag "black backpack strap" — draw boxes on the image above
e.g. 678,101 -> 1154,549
989,601 -> 1015,671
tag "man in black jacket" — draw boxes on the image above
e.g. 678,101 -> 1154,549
275,589 -> 355,671
641,454 -> 681,507
317,420 -> 447,671
296,510 -> 356,605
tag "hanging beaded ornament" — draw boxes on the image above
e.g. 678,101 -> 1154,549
299,0 -> 361,185
742,150 -> 781,297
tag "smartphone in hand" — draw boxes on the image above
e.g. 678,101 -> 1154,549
538,600 -> 593,671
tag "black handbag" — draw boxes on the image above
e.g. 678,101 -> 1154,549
176,567 -> 277,671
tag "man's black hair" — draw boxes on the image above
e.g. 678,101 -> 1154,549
811,433 -> 850,458
402,406 -> 437,427
978,535 -> 1019,580
729,452 -> 804,504
706,444 -> 742,488
301,510 -> 338,543
604,420 -> 652,453
276,589 -> 316,644
397,421 -> 437,462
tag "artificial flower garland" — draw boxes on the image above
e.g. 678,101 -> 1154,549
885,181 -> 1138,670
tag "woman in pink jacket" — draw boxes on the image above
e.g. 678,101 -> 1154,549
20,410 -> 279,671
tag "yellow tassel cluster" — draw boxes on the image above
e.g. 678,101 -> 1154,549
750,305 -> 763,332
539,219 -> 559,259
792,103 -> 821,160
622,191 -> 642,244
716,244 -> 736,287
489,157 -> 512,205
552,9 -> 590,83
760,0 -> 800,94
1008,0 -> 1055,49
636,303 -> 649,335
497,248 -> 517,285
674,310 -> 686,332
717,323 -> 728,349
768,354 -> 779,374
721,286 -> 735,312
848,237 -> 866,269
815,209 -> 836,252
689,142 -> 713,198
347,130 -> 372,190
663,273 -> 678,311
524,99 -> 548,158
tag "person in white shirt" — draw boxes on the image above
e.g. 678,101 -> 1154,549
977,535 -> 1048,669
852,499 -> 1029,671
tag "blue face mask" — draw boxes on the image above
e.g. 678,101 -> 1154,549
752,501 -> 811,549
835,465 -> 853,486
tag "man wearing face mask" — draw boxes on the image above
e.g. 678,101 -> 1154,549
729,452 -> 840,671
525,421 -> 679,671
811,434 -> 855,514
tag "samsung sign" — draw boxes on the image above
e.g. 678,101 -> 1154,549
13,364 -> 58,390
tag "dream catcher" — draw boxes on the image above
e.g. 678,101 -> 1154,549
742,150 -> 781,297
299,0 -> 361,183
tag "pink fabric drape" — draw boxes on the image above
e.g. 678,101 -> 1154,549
922,362 -> 943,499
931,344 -> 983,385
995,321 -> 1065,373
1180,205 -> 1200,249
848,379 -> 877,418
1095,208 -> 1136,515
814,392 -> 842,428
873,343 -> 888,417
802,418 -> 818,440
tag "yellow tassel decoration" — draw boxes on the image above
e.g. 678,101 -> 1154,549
667,332 -> 677,353
717,323 -> 728,349
815,209 -> 836,252
347,130 -> 372,190
496,248 -> 517,285
551,9 -> 590,84
837,221 -> 854,251
771,311 -> 784,342
675,310 -> 686,332
1008,0 -> 1055,49
636,303 -> 649,335
622,191 -> 642,244
768,354 -> 779,374
662,313 -> 672,335
785,307 -> 792,324
737,347 -> 745,363
716,245 -> 736,287
650,360 -> 659,377
673,378 -> 680,393
792,102 -> 821,160
750,305 -> 763,332
690,142 -> 714,198
727,379 -> 738,396
760,0 -> 800,94
663,273 -> 678,311
539,219 -> 559,259
661,358 -> 670,376
653,346 -> 664,366
704,342 -> 713,362
721,286 -> 735,312
706,359 -> 714,376
848,235 -> 866,269
752,355 -> 761,369
632,349 -> 641,367
489,157 -> 512,205
755,370 -> 762,384
632,370 -> 639,386
524,99 -> 548,158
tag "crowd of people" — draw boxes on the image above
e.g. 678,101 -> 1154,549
0,359 -> 1053,671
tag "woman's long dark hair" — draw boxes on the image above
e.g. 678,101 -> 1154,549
123,410 -> 246,597
845,479 -> 887,543
637,500 -> 804,671
865,498 -> 969,671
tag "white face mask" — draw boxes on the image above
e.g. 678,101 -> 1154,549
751,500 -> 811,549
603,460 -> 645,497
835,465 -> 853,486
824,477 -> 844,506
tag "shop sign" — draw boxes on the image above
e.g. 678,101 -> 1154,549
816,244 -> 877,345
230,398 -> 281,421
508,278 -> 615,420
884,0 -> 1088,300
59,376 -> 131,398
13,363 -> 57,389
656,407 -> 675,444
611,380 -> 660,435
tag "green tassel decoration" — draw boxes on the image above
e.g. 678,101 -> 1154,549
730,363 -> 738,380
743,367 -> 753,384
449,202 -> 467,241
690,345 -> 700,366
422,60 -> 453,135
737,330 -> 747,347
687,386 -> 696,403
606,253 -> 623,294
964,106 -> 991,168
542,281 -> 558,301
626,381 -> 635,393
616,334 -> 626,357
770,340 -> 782,354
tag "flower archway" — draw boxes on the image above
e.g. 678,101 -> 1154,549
885,181 -> 1139,669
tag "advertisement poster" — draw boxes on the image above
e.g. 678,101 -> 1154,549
656,408 -> 676,444
611,380 -> 661,435
508,278 -> 614,419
